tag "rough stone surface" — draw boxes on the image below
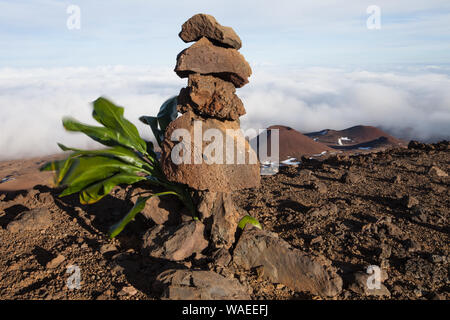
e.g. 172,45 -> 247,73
154,269 -> 250,299
207,192 -> 243,248
178,74 -> 246,120
196,191 -> 217,220
428,165 -> 448,177
6,208 -> 52,233
161,111 -> 260,192
175,37 -> 252,88
46,254 -> 65,269
341,171 -> 364,184
212,247 -> 232,267
129,187 -> 183,225
140,195 -> 183,225
233,227 -> 343,297
179,14 -> 242,49
307,203 -> 338,218
311,181 -> 327,194
142,220 -> 208,261
403,195 -> 419,209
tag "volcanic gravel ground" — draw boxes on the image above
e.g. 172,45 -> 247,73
0,142 -> 448,300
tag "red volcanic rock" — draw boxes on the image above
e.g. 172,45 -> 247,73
251,125 -> 334,162
179,13 -> 242,49
154,269 -> 250,299
160,111 -> 260,192
178,74 -> 246,121
233,227 -> 343,298
175,37 -> 252,88
142,220 -> 208,261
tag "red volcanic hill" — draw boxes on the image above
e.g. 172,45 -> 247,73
251,125 -> 334,162
305,125 -> 405,149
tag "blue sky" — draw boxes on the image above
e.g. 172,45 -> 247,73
1,0 -> 450,68
1,1 -> 450,160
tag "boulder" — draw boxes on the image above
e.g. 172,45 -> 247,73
154,269 -> 250,299
233,227 -> 343,297
160,111 -> 260,192
175,37 -> 252,88
134,192 -> 183,225
178,74 -> 246,120
142,220 -> 208,261
208,192 -> 243,248
179,14 -> 242,49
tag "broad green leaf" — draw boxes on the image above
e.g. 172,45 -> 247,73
57,143 -> 152,170
92,97 -> 147,154
140,96 -> 178,147
63,117 -> 147,154
58,156 -> 143,190
108,191 -> 177,238
79,173 -> 146,205
40,159 -> 66,172
156,96 -> 178,132
139,116 -> 163,146
238,215 -> 262,230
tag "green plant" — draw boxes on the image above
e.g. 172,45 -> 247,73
139,96 -> 178,147
238,215 -> 262,230
41,97 -> 195,238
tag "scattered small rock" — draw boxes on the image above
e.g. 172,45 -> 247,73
308,203 -> 338,218
142,220 -> 208,261
46,254 -> 65,269
341,171 -> 363,184
311,181 -> 327,194
403,195 -> 419,209
118,285 -> 138,297
6,208 -> 52,233
100,244 -> 118,255
428,166 -> 447,177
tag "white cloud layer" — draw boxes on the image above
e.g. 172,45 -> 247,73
0,65 -> 449,160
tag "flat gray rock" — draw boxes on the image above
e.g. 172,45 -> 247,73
154,269 -> 250,300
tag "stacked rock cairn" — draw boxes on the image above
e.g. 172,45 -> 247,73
142,14 -> 343,299
143,14 -> 260,262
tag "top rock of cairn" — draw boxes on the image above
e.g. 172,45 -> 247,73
179,13 -> 242,49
